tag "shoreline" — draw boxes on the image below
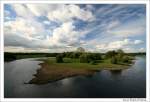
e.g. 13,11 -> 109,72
27,60 -> 131,85
28,63 -> 99,84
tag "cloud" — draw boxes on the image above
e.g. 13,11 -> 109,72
4,4 -> 94,51
25,4 -> 61,17
4,46 -> 50,53
4,4 -> 146,53
4,10 -> 11,19
95,39 -> 144,52
4,17 -> 51,49
49,21 -> 85,47
43,21 -> 50,25
107,20 -> 121,30
4,17 -> 45,40
124,47 -> 145,53
47,4 -> 95,22
4,17 -> 83,50
134,40 -> 143,44
26,4 -> 47,16
11,4 -> 31,18
96,39 -> 130,50
108,26 -> 145,37
11,4 -> 54,18
107,17 -> 146,37
139,48 -> 145,52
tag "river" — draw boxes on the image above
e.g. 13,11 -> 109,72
4,56 -> 146,98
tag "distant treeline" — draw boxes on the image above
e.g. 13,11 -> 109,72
4,52 -> 58,61
4,51 -> 146,62
126,52 -> 146,56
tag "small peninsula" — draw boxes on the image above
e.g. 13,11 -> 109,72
28,48 -> 135,85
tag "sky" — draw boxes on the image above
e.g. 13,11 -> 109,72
4,4 -> 146,53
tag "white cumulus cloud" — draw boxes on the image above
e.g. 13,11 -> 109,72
134,40 -> 143,44
95,39 -> 144,52
47,4 -> 95,22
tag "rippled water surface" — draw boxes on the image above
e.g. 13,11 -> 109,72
4,56 -> 146,98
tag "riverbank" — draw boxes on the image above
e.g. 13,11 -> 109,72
28,57 -> 133,84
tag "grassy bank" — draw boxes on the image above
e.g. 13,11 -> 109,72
28,57 -> 133,85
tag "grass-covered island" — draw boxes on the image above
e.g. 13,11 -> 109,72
5,48 -> 145,85
25,48 -> 137,85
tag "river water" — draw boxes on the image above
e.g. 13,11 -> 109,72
4,56 -> 146,98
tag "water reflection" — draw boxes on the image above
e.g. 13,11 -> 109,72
61,78 -> 72,85
109,70 -> 122,81
110,70 -> 122,74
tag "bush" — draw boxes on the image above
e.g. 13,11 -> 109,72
79,53 -> 100,63
91,53 -> 102,60
56,54 -> 63,63
117,49 -> 124,55
72,52 -> 80,58
79,54 -> 89,63
122,56 -> 130,63
111,56 -> 118,64
105,50 -> 117,59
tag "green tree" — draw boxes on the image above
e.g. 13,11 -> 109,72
117,49 -> 124,60
117,49 -> 124,54
122,56 -> 130,63
79,54 -> 89,63
92,53 -> 102,60
105,50 -> 117,59
56,54 -> 63,63
111,56 -> 118,64
79,53 -> 100,63
72,52 -> 80,58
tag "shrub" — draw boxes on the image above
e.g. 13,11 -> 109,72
117,49 -> 124,55
79,53 -> 99,63
56,54 -> 63,63
72,52 -> 80,58
94,53 -> 102,60
105,50 -> 117,59
111,56 -> 118,64
122,56 -> 130,63
79,54 -> 89,63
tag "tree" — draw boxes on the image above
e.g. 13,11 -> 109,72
105,50 -> 117,58
79,54 -> 89,63
111,56 -> 118,64
71,52 -> 80,58
122,56 -> 130,63
117,49 -> 124,54
92,53 -> 102,60
117,49 -> 124,60
79,53 -> 100,63
65,52 -> 72,58
56,54 -> 63,63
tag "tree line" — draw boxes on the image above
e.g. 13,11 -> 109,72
4,47 -> 145,63
55,49 -> 136,64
